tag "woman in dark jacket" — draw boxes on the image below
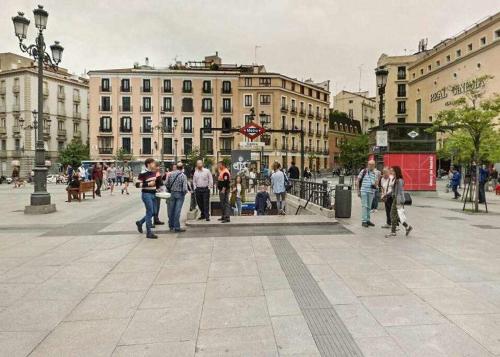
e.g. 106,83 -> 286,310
385,166 -> 413,238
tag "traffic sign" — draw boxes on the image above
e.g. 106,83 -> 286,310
376,130 -> 388,147
239,122 -> 266,140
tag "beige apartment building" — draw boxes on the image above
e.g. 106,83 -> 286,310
333,90 -> 376,133
88,54 -> 330,170
0,53 -> 89,177
377,11 -> 500,136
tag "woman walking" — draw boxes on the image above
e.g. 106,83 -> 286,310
230,175 -> 245,216
380,167 -> 395,229
271,162 -> 287,215
385,166 -> 413,238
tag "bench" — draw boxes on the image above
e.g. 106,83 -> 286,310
67,180 -> 95,202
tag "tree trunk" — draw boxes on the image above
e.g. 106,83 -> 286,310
474,146 -> 480,213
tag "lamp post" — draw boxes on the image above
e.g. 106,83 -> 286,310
375,67 -> 388,170
259,111 -> 268,171
172,118 -> 178,164
12,6 -> 63,214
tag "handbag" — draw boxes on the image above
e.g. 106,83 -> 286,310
397,207 -> 407,223
403,192 -> 412,205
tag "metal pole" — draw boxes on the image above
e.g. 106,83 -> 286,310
160,127 -> 165,173
300,129 -> 305,175
31,30 -> 51,207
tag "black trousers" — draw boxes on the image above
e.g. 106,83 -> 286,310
219,190 -> 231,220
478,181 -> 486,203
384,196 -> 393,225
195,187 -> 210,218
154,197 -> 161,221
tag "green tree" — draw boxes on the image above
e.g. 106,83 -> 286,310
438,129 -> 500,165
429,76 -> 500,212
113,148 -> 134,163
338,134 -> 370,173
58,138 -> 89,168
186,146 -> 214,169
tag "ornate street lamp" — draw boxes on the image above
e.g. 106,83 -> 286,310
375,67 -> 389,127
12,5 -> 64,214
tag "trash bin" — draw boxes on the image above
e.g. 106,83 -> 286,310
335,184 -> 352,218
338,175 -> 345,184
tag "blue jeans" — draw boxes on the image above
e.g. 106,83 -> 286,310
168,191 -> 185,231
234,197 -> 242,216
371,190 -> 379,210
360,191 -> 374,223
139,192 -> 156,234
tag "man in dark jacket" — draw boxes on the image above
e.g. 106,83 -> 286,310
288,161 -> 300,180
255,185 -> 271,215
478,164 -> 489,203
451,167 -> 461,199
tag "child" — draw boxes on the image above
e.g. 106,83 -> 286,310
255,185 -> 271,216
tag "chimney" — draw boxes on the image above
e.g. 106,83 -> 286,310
145,57 -> 149,66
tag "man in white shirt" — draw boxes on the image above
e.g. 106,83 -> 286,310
380,167 -> 394,228
193,160 -> 213,221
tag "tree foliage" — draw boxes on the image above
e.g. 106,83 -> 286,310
58,138 -> 89,168
186,146 -> 214,169
429,75 -> 500,211
113,148 -> 134,163
338,134 -> 370,172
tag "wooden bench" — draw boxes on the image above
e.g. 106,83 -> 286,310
67,180 -> 95,202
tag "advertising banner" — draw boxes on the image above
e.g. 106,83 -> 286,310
230,150 -> 251,176
384,153 -> 436,191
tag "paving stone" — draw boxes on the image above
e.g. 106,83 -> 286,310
196,325 -> 278,356
0,283 -> 36,307
23,278 -> 99,301
265,289 -> 301,316
155,261 -> 209,284
271,315 -> 320,356
0,331 -> 49,357
30,319 -> 129,357
200,296 -> 269,329
334,304 -> 388,338
430,264 -> 494,283
205,276 -> 263,299
67,291 -> 144,321
140,283 -> 205,309
0,265 -> 61,284
448,313 -> 500,355
355,336 -> 407,357
459,281 -> 500,308
120,307 -> 201,345
209,259 -> 259,278
341,272 -> 410,297
389,268 -> 455,288
360,294 -> 446,326
113,341 -> 195,357
51,261 -> 115,280
112,257 -> 164,273
259,271 -> 291,290
95,271 -> 157,293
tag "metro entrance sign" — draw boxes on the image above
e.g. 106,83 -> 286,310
239,122 -> 266,141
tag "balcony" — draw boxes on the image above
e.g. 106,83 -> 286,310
12,125 -> 21,135
201,106 -> 213,113
222,106 -> 232,114
0,86 -> 6,95
323,114 -> 329,122
323,132 -> 329,138
222,88 -> 232,94
57,109 -> 66,118
57,129 -> 67,138
12,104 -> 20,112
202,88 -> 213,95
120,126 -> 132,133
120,86 -> 131,93
316,131 -> 322,138
99,105 -> 112,112
308,111 -> 314,118
182,128 -> 193,134
98,147 -> 113,155
323,149 -> 329,155
291,146 -> 298,153
280,104 -> 288,113
140,86 -> 152,93
280,124 -> 289,131
58,91 -> 65,100
219,148 -> 232,155
308,129 -> 314,136
99,127 -> 113,134
119,105 -> 132,113
99,86 -> 111,93
73,92 -> 80,102
0,127 -> 6,135
299,109 -> 306,116
316,113 -> 321,120
182,87 -> 192,94
0,105 -> 5,113
161,106 -> 174,112
140,126 -> 153,134
12,85 -> 20,93
73,111 -> 82,119
140,106 -> 152,113
43,128 -> 50,140
43,86 -> 49,96
290,106 -> 297,114
397,91 -> 407,98
73,130 -> 81,138
161,87 -> 173,93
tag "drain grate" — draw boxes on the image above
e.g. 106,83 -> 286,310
269,236 -> 363,357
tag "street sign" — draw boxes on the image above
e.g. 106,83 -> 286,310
407,130 -> 419,139
230,150 -> 251,176
376,130 -> 388,147
240,141 -> 265,148
239,122 -> 266,140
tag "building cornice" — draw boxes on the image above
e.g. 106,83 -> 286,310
0,67 -> 88,88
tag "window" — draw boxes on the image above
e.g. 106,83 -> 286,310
222,81 -> 231,93
163,137 -> 173,154
142,117 -> 152,133
220,138 -> 232,151
348,109 -> 353,118
496,29 -> 500,40
291,82 -> 296,91
244,94 -> 252,107
260,95 -> 271,105
291,99 -> 296,111
101,78 -> 110,91
412,72 -> 416,79
182,98 -> 193,112
121,79 -> 130,92
182,80 -> 192,93
436,60 -> 440,67
163,79 -> 172,93
308,88 -> 312,97
348,100 -> 353,104
183,138 -> 193,155
480,36 -> 486,46
142,138 -> 151,154
222,98 -> 232,112
416,99 -> 422,123
468,43 -> 473,51
222,117 -> 232,130
100,96 -> 111,111
281,79 -> 286,89
14,138 -> 21,150
428,64 -> 432,71
73,122 -> 79,133
397,101 -> 406,114
281,116 -> 286,129
183,117 -> 192,133
120,116 -> 132,132
202,80 -> 211,94
456,49 -> 462,58
100,116 -> 112,131
446,55 -> 451,62
0,140 -> 5,151
121,96 -> 131,112
397,66 -> 406,80
203,117 -> 212,129
142,97 -> 151,112
162,97 -> 172,111
201,138 -> 213,154
300,85 -> 304,94
420,68 -> 424,75
142,79 -> 151,92
98,137 -> 113,154
244,115 -> 253,124
397,84 -> 406,97
244,78 -> 252,87
259,78 -> 271,86
202,98 -> 212,112
122,137 -> 131,154
57,120 -> 64,131
163,117 -> 173,132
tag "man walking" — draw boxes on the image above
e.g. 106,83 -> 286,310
288,160 -> 300,180
166,162 -> 188,232
92,163 -> 103,197
217,161 -> 231,223
451,166 -> 461,199
107,163 -> 117,195
121,161 -> 132,195
193,159 -> 213,221
135,158 -> 160,239
478,164 -> 489,203
357,160 -> 378,227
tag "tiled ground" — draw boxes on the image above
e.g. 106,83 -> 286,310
0,181 -> 499,356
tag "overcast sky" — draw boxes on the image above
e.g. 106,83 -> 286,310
2,0 -> 498,97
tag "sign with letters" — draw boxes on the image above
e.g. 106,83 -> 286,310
239,122 -> 266,141
430,77 -> 486,103
230,150 -> 251,176
376,131 -> 388,147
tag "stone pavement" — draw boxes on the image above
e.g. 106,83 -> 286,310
0,182 -> 499,356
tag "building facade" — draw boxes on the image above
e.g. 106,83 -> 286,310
87,54 -> 330,171
0,53 -> 89,177
328,111 -> 362,169
333,90 -> 376,133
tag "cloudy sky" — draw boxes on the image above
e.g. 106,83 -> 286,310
2,0 -> 498,96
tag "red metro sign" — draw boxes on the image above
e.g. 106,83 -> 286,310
239,122 -> 266,141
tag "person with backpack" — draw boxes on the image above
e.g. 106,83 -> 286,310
357,160 -> 378,227
385,166 -> 413,238
271,162 -> 288,215
165,162 -> 188,232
